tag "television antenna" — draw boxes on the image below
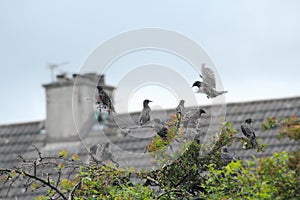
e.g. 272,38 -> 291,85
47,61 -> 69,81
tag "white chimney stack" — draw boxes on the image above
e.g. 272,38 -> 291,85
43,73 -> 114,142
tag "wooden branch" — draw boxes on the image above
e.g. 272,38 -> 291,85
211,136 -> 246,153
68,178 -> 82,200
156,188 -> 191,199
56,169 -> 62,188
32,145 -> 43,162
0,169 -> 67,200
145,176 -> 161,186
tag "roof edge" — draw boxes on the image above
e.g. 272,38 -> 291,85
0,120 -> 45,127
117,95 -> 300,116
225,95 -> 300,105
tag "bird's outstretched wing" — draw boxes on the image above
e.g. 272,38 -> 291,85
201,64 -> 216,88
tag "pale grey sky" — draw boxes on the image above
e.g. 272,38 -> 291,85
0,0 -> 300,124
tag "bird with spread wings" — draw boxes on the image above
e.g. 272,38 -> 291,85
192,64 -> 228,98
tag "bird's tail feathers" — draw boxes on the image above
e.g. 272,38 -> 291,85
111,106 -> 116,112
251,138 -> 259,148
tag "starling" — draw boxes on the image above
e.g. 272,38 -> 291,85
183,108 -> 206,128
89,142 -> 118,166
221,147 -> 237,165
176,100 -> 185,119
176,100 -> 185,128
139,99 -> 152,125
90,143 -> 101,155
157,127 -> 168,139
241,118 -> 258,148
96,86 -> 115,113
192,64 -> 227,98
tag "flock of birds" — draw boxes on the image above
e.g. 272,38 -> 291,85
91,64 -> 258,164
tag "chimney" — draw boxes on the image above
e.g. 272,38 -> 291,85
43,73 -> 114,142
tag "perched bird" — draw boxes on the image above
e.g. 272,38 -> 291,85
221,147 -> 237,165
192,64 -> 227,98
176,100 -> 185,119
153,118 -> 163,125
157,127 -> 168,139
183,108 -> 206,128
241,118 -> 258,148
90,143 -> 101,155
176,100 -> 185,128
89,142 -> 118,166
139,99 -> 152,125
153,118 -> 168,138
96,86 -> 115,113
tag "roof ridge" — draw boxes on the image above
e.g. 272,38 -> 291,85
117,96 -> 300,116
0,120 -> 45,128
226,95 -> 300,105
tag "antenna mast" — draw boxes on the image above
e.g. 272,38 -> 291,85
47,62 -> 69,81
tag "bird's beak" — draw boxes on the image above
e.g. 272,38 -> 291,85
149,100 -> 153,102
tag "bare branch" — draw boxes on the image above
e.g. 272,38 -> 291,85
68,178 -> 82,200
156,189 -> 192,199
0,169 -> 67,200
32,145 -> 43,162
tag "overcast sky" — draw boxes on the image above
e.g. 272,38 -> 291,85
0,0 -> 300,124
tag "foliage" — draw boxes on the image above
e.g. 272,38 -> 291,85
147,114 -> 179,152
202,152 -> 300,199
261,115 -> 300,142
73,165 -> 154,200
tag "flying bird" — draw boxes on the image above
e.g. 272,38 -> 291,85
241,118 -> 258,148
139,99 -> 152,125
192,64 -> 227,98
96,86 -> 115,113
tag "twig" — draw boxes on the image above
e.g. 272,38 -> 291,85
120,124 -> 154,131
156,189 -> 190,199
145,176 -> 161,186
5,173 -> 20,197
211,136 -> 246,154
67,167 -> 79,180
68,178 -> 82,200
1,169 -> 67,200
56,169 -> 62,188
32,145 -> 43,162
17,155 -> 26,163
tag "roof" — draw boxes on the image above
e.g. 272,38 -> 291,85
0,121 -> 46,199
0,121 -> 46,168
1,96 -> 300,199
